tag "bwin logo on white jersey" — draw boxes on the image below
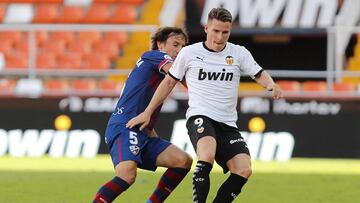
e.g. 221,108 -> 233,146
198,68 -> 233,81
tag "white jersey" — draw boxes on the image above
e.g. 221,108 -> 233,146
169,42 -> 262,127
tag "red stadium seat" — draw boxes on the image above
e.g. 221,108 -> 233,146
41,40 -> 66,57
0,39 -> 13,57
36,51 -> 57,69
82,4 -> 110,24
0,30 -> 23,43
83,53 -> 111,70
103,31 -> 128,48
5,52 -> 28,68
56,6 -> 84,24
68,40 -> 92,55
98,79 -> 123,91
93,40 -> 120,60
277,80 -> 301,92
332,82 -> 356,92
49,31 -> 74,45
0,4 -> 7,23
108,5 -> 137,24
58,52 -> 82,69
39,0 -> 63,3
302,81 -> 327,92
32,4 -> 58,23
92,0 -> 118,3
119,0 -> 144,5
0,78 -> 16,92
44,79 -> 69,91
77,31 -> 101,44
35,31 -> 49,46
72,78 -> 96,91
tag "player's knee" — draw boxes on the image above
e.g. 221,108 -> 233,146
234,166 -> 252,178
115,166 -> 137,185
116,173 -> 136,185
175,152 -> 193,169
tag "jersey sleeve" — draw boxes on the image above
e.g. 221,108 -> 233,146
238,46 -> 263,79
168,48 -> 187,81
144,51 -> 173,74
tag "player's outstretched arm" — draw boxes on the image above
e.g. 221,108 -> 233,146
255,70 -> 283,99
126,75 -> 178,130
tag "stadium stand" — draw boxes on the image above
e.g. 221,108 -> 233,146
0,0 -> 359,97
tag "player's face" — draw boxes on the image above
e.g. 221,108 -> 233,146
204,19 -> 232,52
158,34 -> 186,59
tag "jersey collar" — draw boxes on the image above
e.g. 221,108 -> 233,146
202,42 -> 227,52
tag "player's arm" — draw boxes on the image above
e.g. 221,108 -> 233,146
126,75 -> 178,130
161,63 -> 187,88
254,70 -> 283,99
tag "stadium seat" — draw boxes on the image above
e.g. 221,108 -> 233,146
0,30 -> 23,43
0,78 -> 16,92
58,52 -> 82,69
92,0 -> 118,3
5,52 -> 28,68
103,31 -> 128,48
0,4 -> 6,23
302,81 -> 327,92
14,39 -> 29,54
332,82 -> 356,92
32,4 -> 58,23
0,39 -> 13,57
277,80 -> 301,91
98,79 -> 122,91
41,40 -> 66,56
77,31 -> 101,44
108,5 -> 137,24
56,6 -> 84,24
35,31 -> 49,46
6,0 -> 41,3
93,40 -> 119,60
83,53 -> 111,69
71,78 -> 96,91
40,0 -> 63,3
68,40 -> 92,55
119,0 -> 144,5
36,51 -> 56,69
44,78 -> 68,91
82,4 -> 110,24
49,31 -> 74,46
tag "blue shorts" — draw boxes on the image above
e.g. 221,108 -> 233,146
105,123 -> 171,171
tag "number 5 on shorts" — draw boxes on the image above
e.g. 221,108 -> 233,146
129,131 -> 138,145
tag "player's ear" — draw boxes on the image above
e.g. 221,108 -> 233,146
204,24 -> 208,33
157,41 -> 164,51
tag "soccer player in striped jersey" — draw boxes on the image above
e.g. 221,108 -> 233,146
93,27 -> 192,203
127,8 -> 283,203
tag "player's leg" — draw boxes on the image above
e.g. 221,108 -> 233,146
187,116 -> 217,203
146,143 -> 192,203
93,124 -> 142,203
212,127 -> 251,203
93,161 -> 137,203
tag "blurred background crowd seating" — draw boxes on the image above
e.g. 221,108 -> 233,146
0,0 -> 359,98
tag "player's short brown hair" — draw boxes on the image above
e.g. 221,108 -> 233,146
151,27 -> 188,50
208,7 -> 233,23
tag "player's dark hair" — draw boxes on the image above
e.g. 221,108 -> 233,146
208,7 -> 232,23
151,27 -> 188,50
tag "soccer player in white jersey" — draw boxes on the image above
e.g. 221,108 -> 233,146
127,7 -> 283,203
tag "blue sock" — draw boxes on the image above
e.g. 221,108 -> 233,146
93,176 -> 130,203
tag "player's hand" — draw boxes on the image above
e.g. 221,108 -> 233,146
267,83 -> 283,99
126,111 -> 151,131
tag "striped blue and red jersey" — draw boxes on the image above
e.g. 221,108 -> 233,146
108,50 -> 172,130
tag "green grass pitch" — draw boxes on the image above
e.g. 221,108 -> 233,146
0,156 -> 359,203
